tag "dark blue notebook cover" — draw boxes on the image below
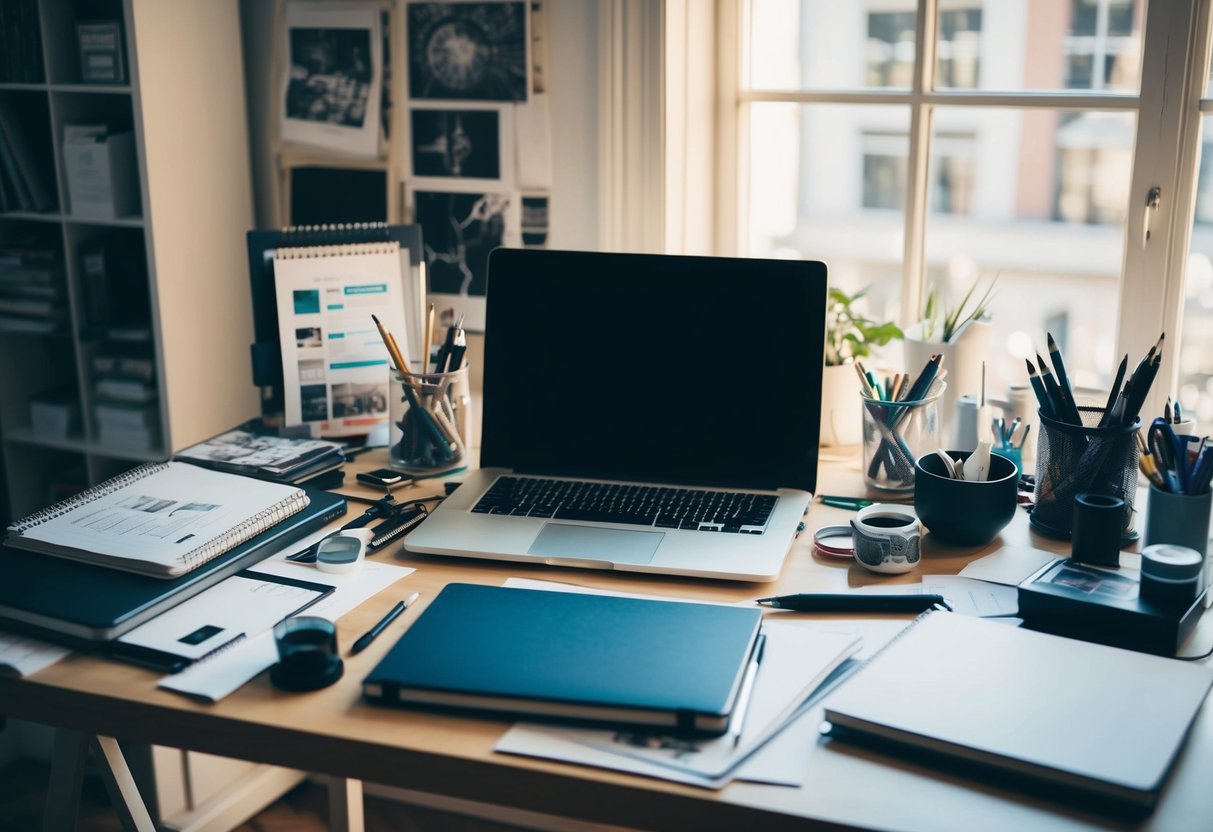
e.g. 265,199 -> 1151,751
362,583 -> 764,734
0,487 -> 346,644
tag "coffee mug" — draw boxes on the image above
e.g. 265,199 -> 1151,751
850,503 -> 921,574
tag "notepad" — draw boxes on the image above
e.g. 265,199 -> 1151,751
363,584 -> 765,735
820,612 -> 1213,811
4,461 -> 309,578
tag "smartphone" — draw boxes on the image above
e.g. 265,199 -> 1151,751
355,468 -> 412,491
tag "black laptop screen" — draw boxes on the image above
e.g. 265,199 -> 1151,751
480,250 -> 827,492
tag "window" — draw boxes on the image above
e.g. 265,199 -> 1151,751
727,0 -> 1203,419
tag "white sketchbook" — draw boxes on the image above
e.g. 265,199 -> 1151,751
4,461 -> 309,578
821,612 -> 1213,810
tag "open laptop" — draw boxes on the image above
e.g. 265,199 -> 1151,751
405,249 -> 827,581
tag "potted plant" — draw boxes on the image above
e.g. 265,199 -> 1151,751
902,275 -> 997,447
821,286 -> 903,446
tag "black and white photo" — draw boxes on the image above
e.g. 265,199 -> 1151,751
410,185 -> 519,332
280,2 -> 382,157
407,2 -> 528,102
410,108 -> 502,180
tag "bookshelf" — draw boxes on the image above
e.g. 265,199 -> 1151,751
0,0 -> 259,522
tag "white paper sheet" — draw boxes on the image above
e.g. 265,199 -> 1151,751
0,632 -> 70,678
957,546 -> 1059,586
496,617 -> 908,789
158,557 -> 414,702
117,573 -> 330,661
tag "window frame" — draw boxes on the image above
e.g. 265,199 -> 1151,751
713,0 -> 1212,421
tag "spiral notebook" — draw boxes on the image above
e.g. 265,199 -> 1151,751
4,461 -> 310,578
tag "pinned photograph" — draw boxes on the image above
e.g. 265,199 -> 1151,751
280,2 -> 382,157
409,185 -> 519,332
407,2 -> 528,102
410,107 -> 503,181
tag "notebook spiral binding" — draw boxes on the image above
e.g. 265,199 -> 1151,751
6,462 -> 169,533
274,242 -> 399,259
178,490 -> 310,567
279,222 -> 392,245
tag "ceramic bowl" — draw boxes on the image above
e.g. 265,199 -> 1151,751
914,450 -> 1019,546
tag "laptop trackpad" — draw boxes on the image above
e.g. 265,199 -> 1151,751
528,523 -> 662,564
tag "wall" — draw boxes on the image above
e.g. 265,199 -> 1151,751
238,0 -> 601,248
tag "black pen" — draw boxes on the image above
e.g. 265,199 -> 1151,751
754,593 -> 951,613
350,592 -> 419,655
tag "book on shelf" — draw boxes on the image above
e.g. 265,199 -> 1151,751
94,400 -> 159,430
63,125 -> 140,220
76,21 -> 126,84
97,422 -> 160,453
363,584 -> 766,735
4,461 -> 311,579
29,390 -> 80,440
819,611 -> 1213,812
91,346 -> 155,383
95,376 -> 156,403
176,425 -> 346,485
0,97 -> 54,213
0,0 -> 45,84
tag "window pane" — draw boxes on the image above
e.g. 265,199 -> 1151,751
749,0 -> 917,90
1181,115 -> 1213,425
934,0 -> 1143,92
922,108 -> 1134,405
748,1 -> 1144,94
747,102 -> 910,345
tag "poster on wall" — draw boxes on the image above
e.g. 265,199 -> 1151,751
406,2 -> 529,102
408,103 -> 513,186
408,184 -> 519,332
280,2 -> 383,158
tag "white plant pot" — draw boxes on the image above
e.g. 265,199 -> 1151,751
819,363 -> 862,447
901,319 -> 993,448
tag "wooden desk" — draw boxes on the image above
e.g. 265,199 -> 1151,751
3,453 -> 1212,832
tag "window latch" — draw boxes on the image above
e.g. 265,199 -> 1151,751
1143,186 -> 1161,245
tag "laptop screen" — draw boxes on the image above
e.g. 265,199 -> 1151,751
480,250 -> 827,492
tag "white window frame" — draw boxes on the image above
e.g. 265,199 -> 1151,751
710,0 -> 1212,421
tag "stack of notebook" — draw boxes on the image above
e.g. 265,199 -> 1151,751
175,424 -> 346,485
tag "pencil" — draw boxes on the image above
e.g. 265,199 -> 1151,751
1097,354 -> 1128,427
1026,358 -> 1055,419
1046,333 -> 1082,424
423,303 -> 436,373
371,314 -> 408,373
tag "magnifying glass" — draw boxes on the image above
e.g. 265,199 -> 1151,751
314,529 -> 374,574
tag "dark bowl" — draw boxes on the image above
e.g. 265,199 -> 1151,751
914,450 -> 1019,546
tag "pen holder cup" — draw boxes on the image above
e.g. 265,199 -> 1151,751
1144,485 -> 1212,596
389,366 -> 470,476
861,386 -> 944,492
1031,407 -> 1139,543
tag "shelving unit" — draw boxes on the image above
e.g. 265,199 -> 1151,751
0,0 -> 259,521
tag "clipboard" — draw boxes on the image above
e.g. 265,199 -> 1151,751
109,570 -> 335,673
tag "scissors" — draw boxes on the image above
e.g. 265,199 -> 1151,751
1147,417 -> 1190,493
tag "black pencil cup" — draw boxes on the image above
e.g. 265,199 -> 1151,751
1031,407 -> 1140,543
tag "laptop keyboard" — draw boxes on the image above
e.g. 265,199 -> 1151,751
470,476 -> 776,534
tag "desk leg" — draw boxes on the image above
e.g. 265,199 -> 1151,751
91,735 -> 156,832
43,729 -> 87,832
325,776 -> 365,832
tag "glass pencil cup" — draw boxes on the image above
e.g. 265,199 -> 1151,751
389,366 -> 470,476
861,386 -> 944,492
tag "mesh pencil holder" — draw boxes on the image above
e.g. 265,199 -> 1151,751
1031,406 -> 1140,542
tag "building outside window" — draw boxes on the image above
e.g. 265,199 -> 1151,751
733,0 -> 1211,424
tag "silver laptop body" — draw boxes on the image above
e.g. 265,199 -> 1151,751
405,249 -> 828,582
